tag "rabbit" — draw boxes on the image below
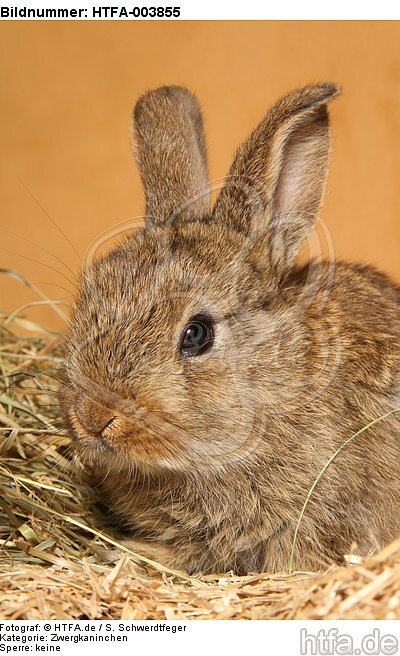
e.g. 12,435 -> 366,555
58,83 -> 400,575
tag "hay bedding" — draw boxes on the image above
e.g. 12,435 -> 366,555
1,313 -> 400,621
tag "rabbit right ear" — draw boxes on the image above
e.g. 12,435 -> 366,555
132,86 -> 210,227
212,83 -> 340,277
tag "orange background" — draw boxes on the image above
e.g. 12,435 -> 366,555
1,21 -> 400,330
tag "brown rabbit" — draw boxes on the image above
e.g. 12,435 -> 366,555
59,84 -> 400,574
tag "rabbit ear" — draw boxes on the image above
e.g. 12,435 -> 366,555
212,83 -> 340,275
132,86 -> 210,226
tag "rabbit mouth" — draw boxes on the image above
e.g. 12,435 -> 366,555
67,413 -> 121,459
69,413 -> 117,440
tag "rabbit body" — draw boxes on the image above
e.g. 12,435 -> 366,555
59,85 -> 400,574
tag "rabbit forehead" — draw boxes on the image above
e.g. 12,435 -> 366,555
79,222 -> 248,311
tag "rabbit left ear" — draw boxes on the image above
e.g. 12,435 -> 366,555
132,86 -> 210,227
212,83 -> 340,274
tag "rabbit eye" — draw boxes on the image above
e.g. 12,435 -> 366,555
180,314 -> 214,358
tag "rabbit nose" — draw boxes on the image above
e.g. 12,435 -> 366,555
74,396 -> 117,437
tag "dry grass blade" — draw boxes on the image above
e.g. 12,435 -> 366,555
289,408 -> 400,574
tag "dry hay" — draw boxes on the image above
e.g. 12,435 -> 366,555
1,311 -> 400,620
